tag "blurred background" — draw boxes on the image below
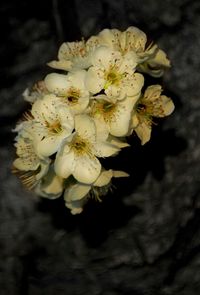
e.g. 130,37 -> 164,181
0,0 -> 200,294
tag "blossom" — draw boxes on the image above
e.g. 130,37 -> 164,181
48,39 -> 98,71
44,70 -> 90,114
34,165 -> 64,199
13,123 -> 50,189
31,94 -> 74,157
23,81 -> 49,103
91,93 -> 141,137
131,85 -> 175,145
64,169 -> 129,214
94,27 -> 170,77
55,114 -> 120,184
85,46 -> 144,100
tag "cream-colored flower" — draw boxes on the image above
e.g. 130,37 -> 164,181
13,124 -> 50,189
48,39 -> 98,71
94,27 -> 170,77
131,85 -> 175,145
55,114 -> 120,184
64,169 -> 129,214
34,165 -> 64,199
23,81 -> 49,103
85,46 -> 144,100
31,94 -> 74,157
138,48 -> 171,77
91,93 -> 140,137
44,70 -> 89,114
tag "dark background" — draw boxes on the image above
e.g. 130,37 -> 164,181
0,0 -> 200,294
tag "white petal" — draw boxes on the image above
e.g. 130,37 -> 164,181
55,148 -> 75,179
35,166 -> 64,198
94,169 -> 113,187
85,67 -> 105,94
44,73 -> 70,95
65,198 -> 85,215
135,121 -> 152,145
64,183 -> 91,201
159,95 -> 175,117
94,142 -> 120,157
127,26 -> 147,52
67,70 -> 87,90
123,73 -> 144,97
92,46 -> 121,69
75,114 -> 96,141
47,60 -> 72,71
73,154 -> 101,184
35,132 -> 68,157
13,158 -> 39,171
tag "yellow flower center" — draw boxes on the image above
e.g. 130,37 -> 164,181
64,88 -> 80,104
104,70 -> 121,88
46,120 -> 63,135
92,100 -> 117,123
70,135 -> 91,156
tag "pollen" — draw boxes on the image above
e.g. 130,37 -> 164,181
46,120 -> 63,135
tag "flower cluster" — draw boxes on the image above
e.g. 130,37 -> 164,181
13,27 -> 174,214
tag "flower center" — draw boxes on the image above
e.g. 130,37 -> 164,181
65,88 -> 80,104
102,101 -> 115,113
46,120 -> 62,135
70,135 -> 90,155
105,70 -> 121,88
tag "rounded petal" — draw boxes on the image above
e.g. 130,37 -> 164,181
159,95 -> 175,117
94,142 -> 120,157
85,67 -> 104,94
55,148 -> 75,179
13,157 -> 39,171
44,73 -> 70,95
94,169 -> 113,187
34,132 -> 69,157
92,46 -> 121,68
75,114 -> 96,142
73,154 -> 101,184
64,183 -> 91,201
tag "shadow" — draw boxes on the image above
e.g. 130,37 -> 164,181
38,192 -> 141,247
102,127 -> 187,198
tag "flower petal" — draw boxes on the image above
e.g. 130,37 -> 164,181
85,67 -> 105,94
94,142 -> 120,157
135,121 -> 152,145
94,169 -> 113,187
55,147 -> 75,179
45,73 -> 70,95
64,183 -> 91,201
159,95 -> 175,117
75,114 -> 96,142
73,154 -> 101,184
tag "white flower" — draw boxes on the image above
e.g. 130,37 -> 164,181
13,123 -> 50,189
64,169 -> 129,214
48,39 -> 98,71
94,27 -> 170,77
91,93 -> 141,137
44,70 -> 90,114
34,165 -> 64,199
23,81 -> 48,103
131,85 -> 175,144
31,94 -> 74,157
55,114 -> 120,184
138,49 -> 171,77
85,46 -> 144,100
